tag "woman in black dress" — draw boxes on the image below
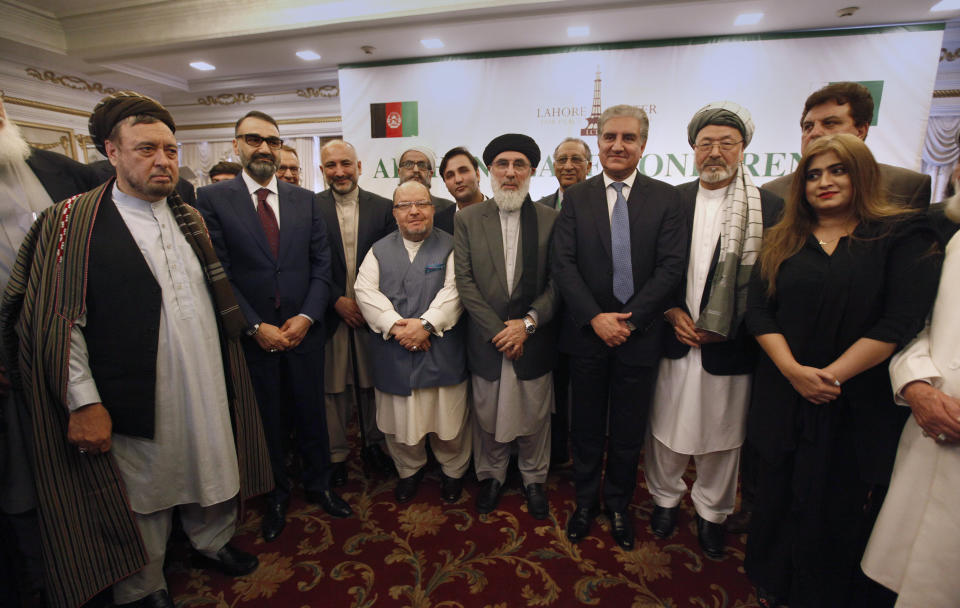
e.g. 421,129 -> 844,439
743,134 -> 942,607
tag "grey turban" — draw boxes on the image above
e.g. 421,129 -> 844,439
687,101 -> 755,147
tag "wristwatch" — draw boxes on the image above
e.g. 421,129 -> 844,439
420,318 -> 435,334
247,323 -> 261,337
523,315 -> 537,335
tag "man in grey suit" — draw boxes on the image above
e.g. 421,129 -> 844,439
454,133 -> 559,520
762,82 -> 930,209
399,145 -> 453,211
536,137 -> 591,210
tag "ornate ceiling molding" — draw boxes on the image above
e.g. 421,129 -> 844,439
942,48 -> 960,62
197,93 -> 256,106
177,116 -> 341,130
25,67 -> 117,95
2,94 -> 91,117
296,86 -> 339,99
934,89 -> 960,98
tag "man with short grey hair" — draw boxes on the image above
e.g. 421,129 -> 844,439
553,104 -> 686,551
399,145 -> 453,210
537,137 -> 591,210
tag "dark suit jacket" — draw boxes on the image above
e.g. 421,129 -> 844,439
88,158 -> 196,204
927,201 -> 960,245
315,187 -> 395,337
453,198 -> 559,381
763,162 -> 931,210
26,148 -> 99,203
551,171 -> 687,366
432,194 -> 454,212
195,175 -> 332,357
661,180 -> 783,375
434,204 -> 456,235
536,189 -> 561,210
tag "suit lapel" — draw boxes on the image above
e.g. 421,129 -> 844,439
231,176 -> 275,260
479,200 -> 510,297
277,182 -> 297,262
317,191 -> 345,273
587,176 -> 613,261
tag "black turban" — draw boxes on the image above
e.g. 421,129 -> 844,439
88,91 -> 176,155
483,133 -> 541,168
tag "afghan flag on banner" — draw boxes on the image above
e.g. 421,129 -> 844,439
370,101 -> 418,138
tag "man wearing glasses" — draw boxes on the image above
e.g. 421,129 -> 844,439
537,137 -> 592,210
647,102 -> 782,561
276,145 -> 301,185
398,145 -> 453,211
354,181 -> 471,504
196,111 -> 352,546
454,133 -> 559,520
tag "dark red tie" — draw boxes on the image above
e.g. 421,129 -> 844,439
256,187 -> 280,259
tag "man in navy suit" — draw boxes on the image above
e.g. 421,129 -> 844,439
195,111 -> 351,544
552,105 -> 687,551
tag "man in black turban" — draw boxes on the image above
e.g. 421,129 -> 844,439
454,132 -> 560,521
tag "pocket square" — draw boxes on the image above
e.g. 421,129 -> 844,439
425,263 -> 445,273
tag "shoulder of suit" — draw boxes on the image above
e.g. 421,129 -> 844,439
878,163 -> 929,184
359,187 -> 393,205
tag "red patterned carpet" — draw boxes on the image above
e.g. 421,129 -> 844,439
163,457 -> 761,608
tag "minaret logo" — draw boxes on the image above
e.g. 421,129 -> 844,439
581,67 -> 602,136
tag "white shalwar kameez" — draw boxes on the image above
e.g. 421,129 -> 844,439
354,241 -> 471,479
646,185 -> 751,523
67,185 -> 239,601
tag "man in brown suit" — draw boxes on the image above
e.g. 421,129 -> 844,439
762,82 -> 930,209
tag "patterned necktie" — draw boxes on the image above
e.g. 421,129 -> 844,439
610,182 -> 633,304
256,187 -> 279,259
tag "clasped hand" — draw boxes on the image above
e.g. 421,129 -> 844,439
492,319 -> 527,360
591,312 -> 632,347
785,364 -> 841,404
255,317 -> 310,352
902,381 -> 960,443
665,308 -> 724,347
391,319 -> 431,352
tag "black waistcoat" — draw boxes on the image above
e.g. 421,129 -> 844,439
83,191 -> 162,438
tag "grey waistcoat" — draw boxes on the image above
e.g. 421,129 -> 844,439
367,230 -> 467,396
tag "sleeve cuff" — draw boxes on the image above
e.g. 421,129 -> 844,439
67,380 -> 101,412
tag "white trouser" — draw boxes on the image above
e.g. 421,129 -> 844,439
112,498 -> 236,604
384,422 -> 472,480
644,433 -> 740,524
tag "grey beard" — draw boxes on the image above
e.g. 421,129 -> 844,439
0,120 -> 32,167
246,158 -> 276,182
699,164 -> 734,185
492,180 -> 529,211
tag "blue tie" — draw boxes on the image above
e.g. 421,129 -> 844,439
610,182 -> 633,304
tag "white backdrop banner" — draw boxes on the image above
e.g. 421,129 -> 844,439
339,26 -> 943,201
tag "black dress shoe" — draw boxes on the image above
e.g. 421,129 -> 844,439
607,510 -> 635,550
440,473 -> 463,503
194,544 -> 259,577
395,468 -> 425,503
523,483 -> 549,520
330,462 -> 348,487
475,478 -> 503,514
115,589 -> 175,608
363,443 -> 396,476
261,500 -> 287,542
696,514 -> 725,560
650,505 -> 677,539
306,489 -> 353,518
566,506 -> 597,543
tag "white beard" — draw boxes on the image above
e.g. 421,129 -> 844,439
946,180 -> 960,224
0,118 -> 32,167
492,179 -> 530,212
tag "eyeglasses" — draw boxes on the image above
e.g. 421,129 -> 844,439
236,133 -> 284,149
693,140 -> 743,152
393,200 -> 434,211
555,155 -> 588,165
278,165 -> 300,174
491,159 -> 531,171
399,160 -> 431,171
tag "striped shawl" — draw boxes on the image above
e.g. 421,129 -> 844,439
0,181 -> 272,608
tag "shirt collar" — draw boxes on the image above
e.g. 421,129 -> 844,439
241,170 -> 278,197
602,170 -> 637,190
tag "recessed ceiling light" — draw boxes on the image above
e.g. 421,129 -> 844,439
733,12 -> 764,26
296,50 -> 322,61
190,61 -> 215,71
567,26 -> 590,38
931,0 -> 960,11
420,38 -> 444,49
